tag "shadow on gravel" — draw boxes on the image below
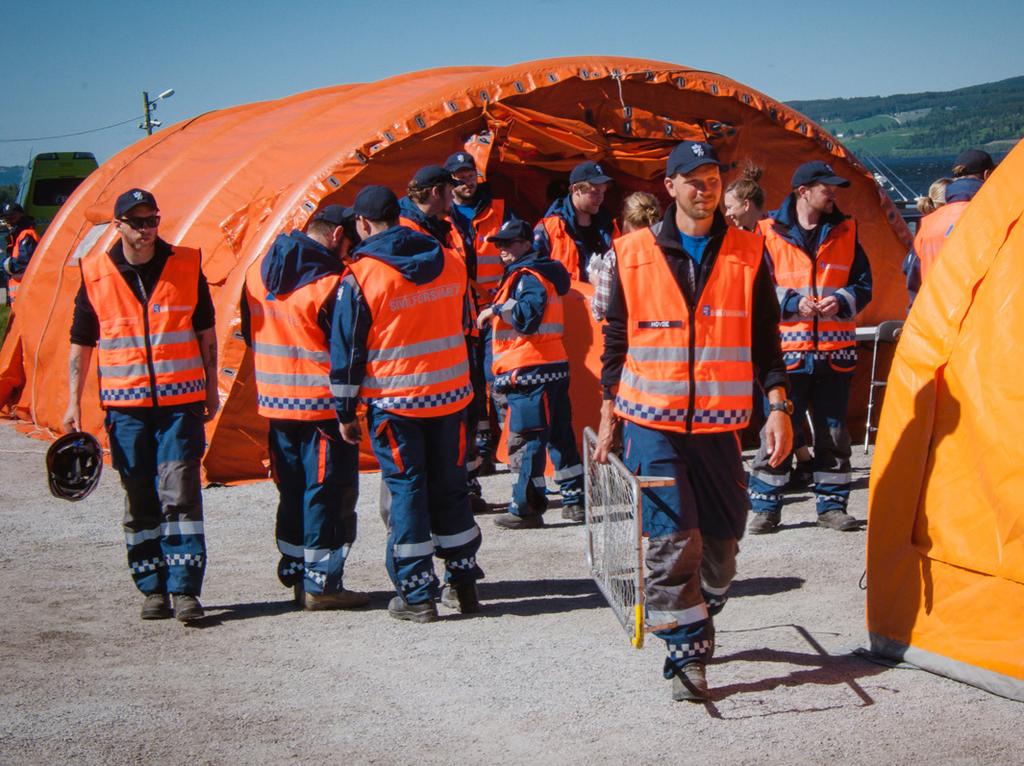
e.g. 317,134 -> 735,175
477,577 -> 604,617
728,576 -> 805,598
700,623 -> 886,718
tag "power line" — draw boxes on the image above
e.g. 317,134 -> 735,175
0,114 -> 144,143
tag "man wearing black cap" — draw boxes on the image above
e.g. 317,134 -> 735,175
904,148 -> 996,304
62,188 -> 219,623
534,160 -> 620,282
595,141 -> 791,701
476,218 -> 583,528
445,150 -> 512,478
747,160 -> 872,534
240,204 -> 369,611
1,201 -> 40,306
331,185 -> 484,622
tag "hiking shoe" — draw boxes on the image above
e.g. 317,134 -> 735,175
440,583 -> 481,614
141,593 -> 171,620
671,662 -> 709,702
469,494 -> 491,515
304,589 -> 371,611
387,596 -> 438,623
172,594 -> 205,623
817,509 -> 859,531
561,505 -> 585,523
747,511 -> 780,535
493,512 -> 544,529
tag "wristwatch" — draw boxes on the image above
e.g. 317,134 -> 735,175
768,399 -> 794,415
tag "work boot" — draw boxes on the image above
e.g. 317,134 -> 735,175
561,504 -> 585,523
493,512 -> 544,530
141,593 -> 171,620
172,594 -> 205,623
387,596 -> 438,623
671,662 -> 710,702
817,509 -> 859,531
440,583 -> 481,614
469,494 -> 491,515
747,510 -> 780,535
304,589 -> 371,611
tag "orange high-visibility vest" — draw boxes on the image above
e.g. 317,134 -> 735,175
347,250 -> 472,418
539,213 -> 620,281
614,226 -> 760,433
470,199 -> 505,297
914,200 -> 969,282
244,260 -> 339,420
759,217 -> 858,358
5,227 -> 39,304
399,215 -> 467,268
81,245 -> 206,408
490,267 -> 566,375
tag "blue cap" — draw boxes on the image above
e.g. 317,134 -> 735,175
791,161 -> 849,189
352,185 -> 400,221
312,204 -> 349,226
665,141 -> 721,177
114,188 -> 158,218
569,160 -> 612,185
410,165 -> 454,189
444,152 -> 477,173
486,217 -> 533,243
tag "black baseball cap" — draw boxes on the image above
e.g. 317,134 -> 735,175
486,217 -> 533,243
352,185 -> 400,221
0,201 -> 24,217
312,204 -> 349,226
665,141 -> 722,177
791,161 -> 849,189
444,152 -> 477,173
114,188 -> 159,218
569,160 -> 612,185
409,165 -> 454,190
952,148 -> 995,177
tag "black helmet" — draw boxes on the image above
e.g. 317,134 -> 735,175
46,431 -> 103,501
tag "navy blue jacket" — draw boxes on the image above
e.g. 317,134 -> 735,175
330,225 -> 462,423
533,194 -> 616,281
239,229 -> 343,346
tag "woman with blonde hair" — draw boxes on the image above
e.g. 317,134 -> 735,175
723,162 -> 766,231
916,177 -> 951,215
587,191 -> 662,321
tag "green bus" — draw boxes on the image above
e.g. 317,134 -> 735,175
17,151 -> 99,233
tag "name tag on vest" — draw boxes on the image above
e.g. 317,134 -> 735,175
637,320 -> 683,329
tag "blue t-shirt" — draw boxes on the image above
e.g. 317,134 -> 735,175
453,203 -> 477,225
679,231 -> 711,265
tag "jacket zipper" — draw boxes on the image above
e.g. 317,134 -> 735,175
134,271 -> 159,405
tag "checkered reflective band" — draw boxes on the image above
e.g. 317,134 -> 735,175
367,383 -> 473,412
101,385 -> 152,403
165,553 -> 204,568
667,639 -> 713,662
691,408 -> 751,426
447,556 -> 478,571
780,330 -> 814,343
156,379 -> 205,398
492,369 -> 569,390
614,397 -> 689,423
257,394 -> 334,411
129,556 -> 165,575
400,570 -> 437,592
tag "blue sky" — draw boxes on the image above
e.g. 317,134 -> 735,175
1,0 -> 1021,166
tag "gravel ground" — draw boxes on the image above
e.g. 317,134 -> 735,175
0,420 -> 1017,765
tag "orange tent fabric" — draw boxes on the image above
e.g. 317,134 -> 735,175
867,138 -> 1024,701
0,56 -> 910,481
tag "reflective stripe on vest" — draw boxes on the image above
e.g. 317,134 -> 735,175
348,243 -> 472,418
472,199 -> 506,295
913,200 -> 969,283
612,226 -> 759,433
759,217 -> 858,353
244,258 -> 339,420
81,245 -> 205,408
490,267 -> 567,374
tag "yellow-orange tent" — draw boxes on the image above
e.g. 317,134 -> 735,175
0,56 -> 910,481
867,137 -> 1024,701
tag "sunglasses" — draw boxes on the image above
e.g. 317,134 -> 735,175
119,215 -> 161,231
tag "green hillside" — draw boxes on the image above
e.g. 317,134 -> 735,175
788,76 -> 1024,156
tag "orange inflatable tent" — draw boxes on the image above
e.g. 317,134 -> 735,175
0,56 -> 910,481
867,138 -> 1024,701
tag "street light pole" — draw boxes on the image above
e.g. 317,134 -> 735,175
139,89 -> 175,135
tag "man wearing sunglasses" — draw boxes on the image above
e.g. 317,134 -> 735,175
63,188 -> 219,624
